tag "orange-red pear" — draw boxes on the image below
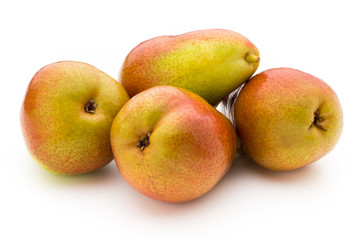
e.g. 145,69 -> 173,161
110,86 -> 237,202
234,68 -> 343,171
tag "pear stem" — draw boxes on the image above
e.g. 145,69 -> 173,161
136,132 -> 152,151
310,110 -> 327,131
84,98 -> 97,114
245,52 -> 260,63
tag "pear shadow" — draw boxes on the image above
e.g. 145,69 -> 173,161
233,153 -> 324,184
35,161 -> 123,187
127,154 -> 253,216
127,182 -> 216,216
51,150 -> 323,218
130,153 -> 325,217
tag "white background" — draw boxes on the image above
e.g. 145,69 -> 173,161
1,0 -> 359,239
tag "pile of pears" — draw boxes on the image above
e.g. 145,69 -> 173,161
21,29 -> 343,203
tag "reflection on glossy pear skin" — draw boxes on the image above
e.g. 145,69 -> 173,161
120,29 -> 260,106
110,86 -> 237,202
21,61 -> 129,175
234,68 -> 343,171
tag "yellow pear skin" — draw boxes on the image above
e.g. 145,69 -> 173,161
110,86 -> 237,202
120,29 -> 260,106
21,61 -> 130,175
234,68 -> 343,171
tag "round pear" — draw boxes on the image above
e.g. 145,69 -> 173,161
21,61 -> 129,175
234,68 -> 343,171
110,86 -> 237,202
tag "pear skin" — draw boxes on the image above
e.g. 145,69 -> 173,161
234,68 -> 343,171
120,29 -> 260,106
21,61 -> 129,175
110,86 -> 237,202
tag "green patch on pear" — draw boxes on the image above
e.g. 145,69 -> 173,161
120,29 -> 260,106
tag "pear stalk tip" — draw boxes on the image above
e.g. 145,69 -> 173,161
245,52 -> 260,63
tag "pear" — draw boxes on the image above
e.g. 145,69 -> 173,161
233,68 -> 343,171
21,61 -> 129,175
110,86 -> 237,202
120,29 -> 260,105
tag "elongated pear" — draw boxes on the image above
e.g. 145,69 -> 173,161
120,29 -> 260,105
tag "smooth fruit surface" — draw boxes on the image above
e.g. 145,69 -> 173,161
21,61 -> 129,175
110,86 -> 237,202
234,68 -> 343,171
120,29 -> 260,106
